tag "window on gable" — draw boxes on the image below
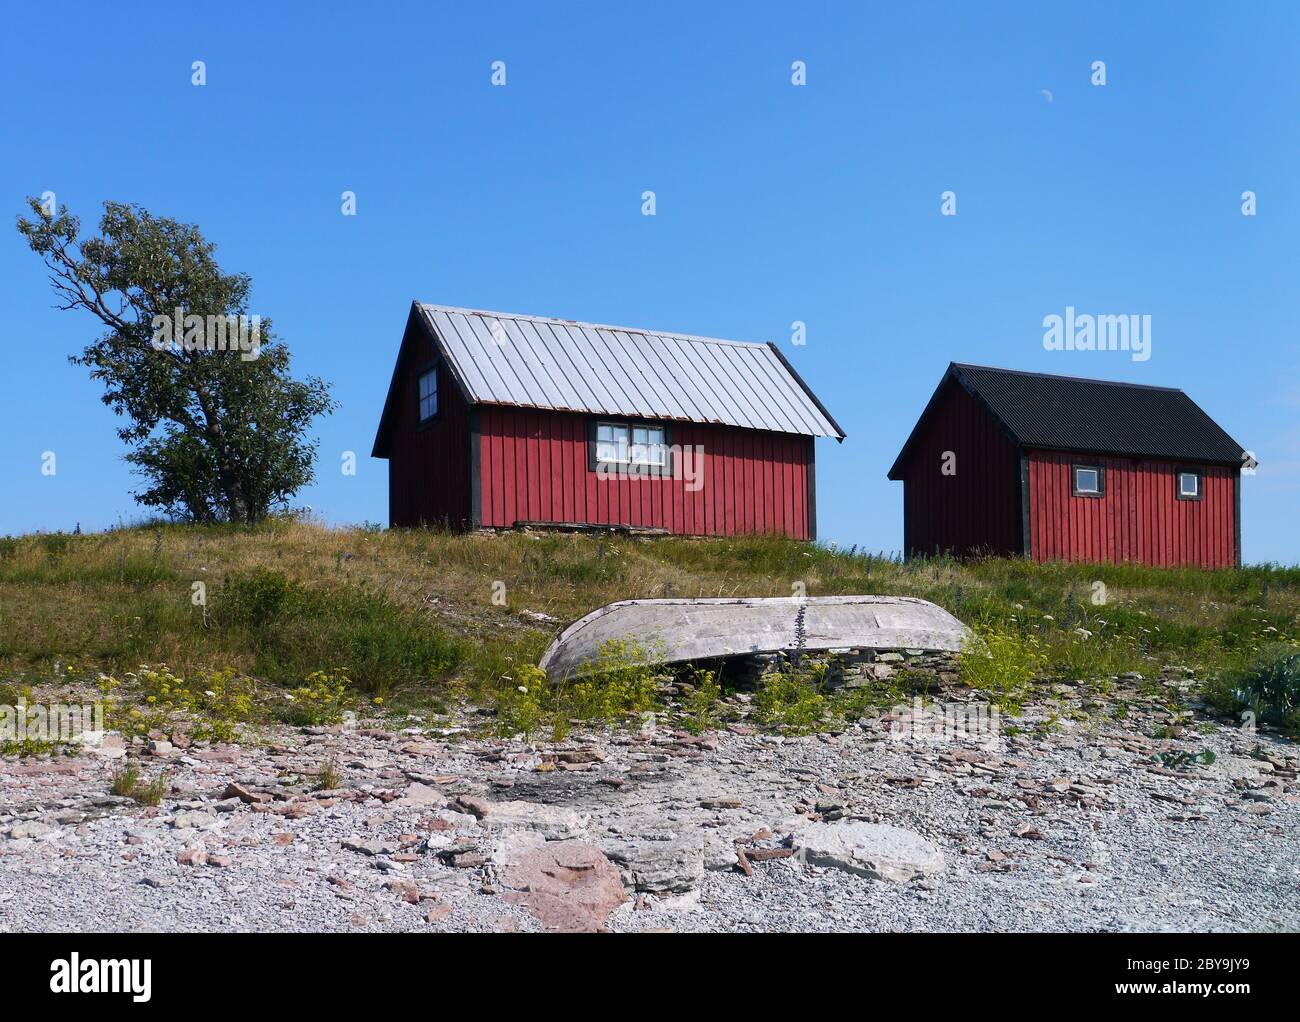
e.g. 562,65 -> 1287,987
1177,469 -> 1202,500
1072,464 -> 1103,496
418,366 -> 438,424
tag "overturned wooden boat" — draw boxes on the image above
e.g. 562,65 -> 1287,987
538,596 -> 969,679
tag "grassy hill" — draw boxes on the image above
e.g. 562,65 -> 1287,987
2,522 -> 1298,739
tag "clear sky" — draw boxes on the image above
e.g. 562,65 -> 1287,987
2,1 -> 1297,562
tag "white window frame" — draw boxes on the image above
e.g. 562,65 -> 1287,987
1177,469 -> 1202,501
1072,464 -> 1103,497
631,424 -> 667,466
591,419 -> 671,475
417,365 -> 438,424
594,421 -> 630,465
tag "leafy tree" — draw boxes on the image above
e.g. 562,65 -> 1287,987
17,198 -> 336,523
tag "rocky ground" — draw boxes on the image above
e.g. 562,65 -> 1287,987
3,679 -> 1298,933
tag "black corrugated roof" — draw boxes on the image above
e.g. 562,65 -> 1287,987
888,363 -> 1248,478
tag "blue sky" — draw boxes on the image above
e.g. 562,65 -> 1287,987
2,1 -> 1297,562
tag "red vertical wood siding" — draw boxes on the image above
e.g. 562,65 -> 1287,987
475,406 -> 812,538
1026,451 -> 1237,567
900,379 -> 1020,557
385,325 -> 472,528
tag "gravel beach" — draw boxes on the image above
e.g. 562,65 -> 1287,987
3,682 -> 1297,934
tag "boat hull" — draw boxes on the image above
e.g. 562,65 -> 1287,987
538,596 -> 969,678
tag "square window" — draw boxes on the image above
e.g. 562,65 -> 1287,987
595,422 -> 629,463
418,367 -> 438,423
631,425 -> 666,465
1072,465 -> 1102,496
1178,471 -> 1201,499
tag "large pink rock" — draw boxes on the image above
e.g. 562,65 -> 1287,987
501,840 -> 627,933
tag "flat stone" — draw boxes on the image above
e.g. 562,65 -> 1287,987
791,821 -> 944,882
384,878 -> 421,901
501,840 -> 627,932
393,782 -> 445,808
8,821 -> 55,840
342,837 -> 397,856
424,902 -> 452,923
489,828 -> 548,866
467,799 -> 589,839
87,735 -> 127,759
558,748 -> 606,764
604,834 -> 706,894
171,810 -> 217,830
1209,755 -> 1272,782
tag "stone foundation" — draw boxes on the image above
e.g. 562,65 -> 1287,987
719,648 -> 959,689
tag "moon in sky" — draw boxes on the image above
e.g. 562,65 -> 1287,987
1040,88 -> 1054,103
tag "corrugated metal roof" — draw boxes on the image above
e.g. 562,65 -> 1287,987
888,363 -> 1247,477
417,304 -> 844,439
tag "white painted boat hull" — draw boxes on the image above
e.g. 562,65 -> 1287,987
538,596 -> 969,678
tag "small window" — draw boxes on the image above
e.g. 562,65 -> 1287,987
631,425 -> 666,466
1072,464 -> 1103,496
595,422 -> 630,464
1177,469 -> 1202,500
418,367 -> 438,423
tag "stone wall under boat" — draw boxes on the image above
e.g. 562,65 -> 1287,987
680,648 -> 961,690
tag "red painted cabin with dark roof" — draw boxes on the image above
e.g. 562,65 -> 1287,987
888,364 -> 1252,567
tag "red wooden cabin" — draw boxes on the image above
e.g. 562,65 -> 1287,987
372,303 -> 844,537
888,364 -> 1252,567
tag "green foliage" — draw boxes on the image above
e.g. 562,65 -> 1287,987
754,654 -> 972,736
16,197 -> 335,523
1,735 -> 59,756
119,664 -> 256,741
219,568 -> 299,626
830,666 -> 936,724
958,626 -> 1048,712
564,639 -> 663,723
754,659 -> 833,735
681,668 -> 722,735
1203,646 -> 1300,734
483,640 -> 667,738
0,680 -> 34,706
111,763 -> 168,806
1158,748 -> 1216,770
1049,631 -> 1144,681
1238,649 -> 1300,729
279,669 -> 353,726
110,762 -> 142,797
215,569 -> 466,693
492,663 -> 552,740
313,759 -> 343,791
38,533 -> 73,558
466,631 -> 551,693
196,668 -> 257,742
